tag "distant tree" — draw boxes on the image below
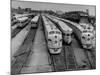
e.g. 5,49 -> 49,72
17,6 -> 23,14
25,8 -> 31,12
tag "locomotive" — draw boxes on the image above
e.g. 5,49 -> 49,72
42,16 -> 62,54
30,15 -> 40,28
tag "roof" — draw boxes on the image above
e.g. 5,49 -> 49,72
64,11 -> 89,17
49,15 -> 73,32
17,17 -> 28,21
31,15 -> 39,22
14,14 -> 29,18
58,21 -> 72,31
42,16 -> 60,33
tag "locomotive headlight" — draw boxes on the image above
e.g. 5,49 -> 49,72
82,36 -> 85,39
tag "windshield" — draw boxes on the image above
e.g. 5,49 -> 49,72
49,31 -> 61,34
56,31 -> 61,34
49,31 -> 55,34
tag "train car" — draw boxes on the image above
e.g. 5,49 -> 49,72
30,15 -> 40,28
47,15 -> 73,44
53,15 -> 95,49
42,16 -> 62,54
13,14 -> 23,19
16,17 -> 29,28
14,14 -> 29,19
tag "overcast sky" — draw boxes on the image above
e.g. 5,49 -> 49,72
11,0 -> 96,16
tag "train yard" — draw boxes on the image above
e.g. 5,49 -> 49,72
11,13 -> 96,75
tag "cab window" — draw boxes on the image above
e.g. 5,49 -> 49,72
56,31 -> 61,34
49,31 -> 55,34
83,30 -> 87,33
48,39 -> 51,41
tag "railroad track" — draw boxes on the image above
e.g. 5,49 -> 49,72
11,16 -> 42,75
11,28 -> 37,75
49,45 -> 78,72
83,49 -> 96,69
63,45 -> 78,71
49,48 -> 66,72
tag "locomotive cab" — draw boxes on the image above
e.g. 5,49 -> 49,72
81,31 -> 95,49
30,21 -> 37,28
47,30 -> 62,54
42,15 -> 62,54
30,15 -> 39,28
63,29 -> 73,44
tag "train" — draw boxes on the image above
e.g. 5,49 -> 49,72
11,14 -> 34,32
79,19 -> 95,48
81,31 -> 95,49
30,15 -> 40,28
11,13 -> 35,26
16,16 -> 29,28
42,15 -> 62,54
11,15 -> 20,26
13,14 -> 29,18
46,15 -> 73,44
11,17 -> 21,31
52,15 -> 95,49
11,16 -> 29,31
11,18 -> 19,26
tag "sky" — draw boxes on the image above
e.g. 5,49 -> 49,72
11,0 -> 96,16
